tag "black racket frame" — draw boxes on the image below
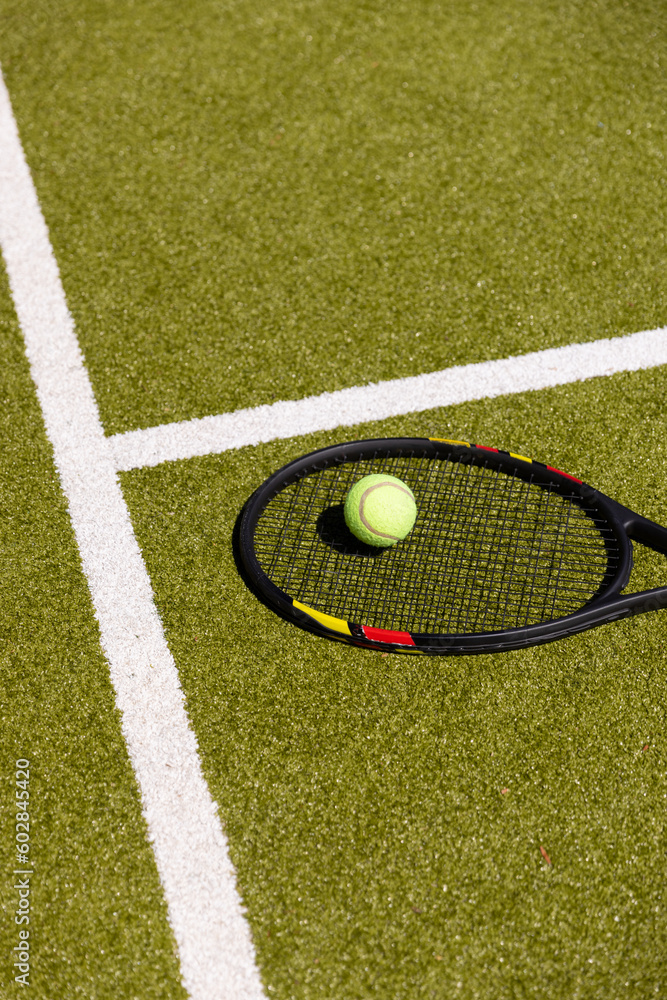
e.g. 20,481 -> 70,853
238,437 -> 667,654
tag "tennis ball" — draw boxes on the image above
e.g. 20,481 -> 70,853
344,474 -> 417,547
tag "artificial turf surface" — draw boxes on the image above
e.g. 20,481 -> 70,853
0,0 -> 665,434
0,0 -> 666,997
121,366 -> 667,999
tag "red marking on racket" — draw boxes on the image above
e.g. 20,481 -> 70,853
363,626 -> 415,646
546,465 -> 582,484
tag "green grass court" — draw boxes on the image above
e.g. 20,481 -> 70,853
1,1 -> 666,997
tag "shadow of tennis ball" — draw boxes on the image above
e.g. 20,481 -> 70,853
316,504 -> 386,558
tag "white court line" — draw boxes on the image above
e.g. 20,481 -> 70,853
110,327 -> 667,471
0,71 -> 265,1000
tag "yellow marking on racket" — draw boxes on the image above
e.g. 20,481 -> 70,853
293,600 -> 351,635
429,437 -> 470,446
510,452 -> 532,463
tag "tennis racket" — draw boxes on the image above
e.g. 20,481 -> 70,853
238,437 -> 667,655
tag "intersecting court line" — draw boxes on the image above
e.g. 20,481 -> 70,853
0,69 -> 265,1000
109,326 -> 667,472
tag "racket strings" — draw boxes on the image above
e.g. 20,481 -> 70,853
252,454 -> 620,635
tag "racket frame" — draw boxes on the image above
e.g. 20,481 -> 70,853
238,437 -> 667,654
